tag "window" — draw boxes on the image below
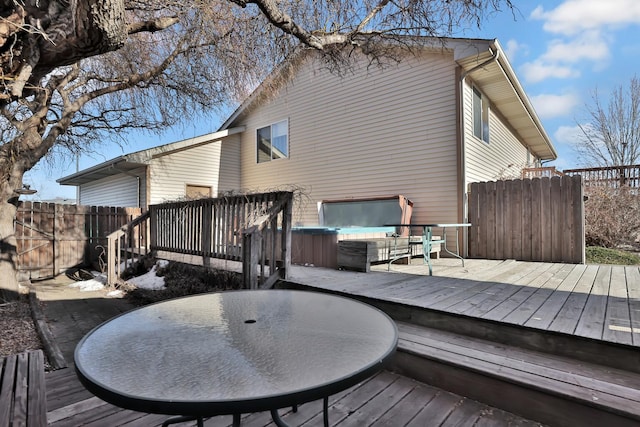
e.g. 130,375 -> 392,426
473,87 -> 490,143
257,119 -> 288,163
186,184 -> 212,199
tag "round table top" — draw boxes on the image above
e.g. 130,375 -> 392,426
74,290 -> 397,416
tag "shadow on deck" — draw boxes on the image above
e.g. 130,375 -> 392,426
278,258 -> 640,427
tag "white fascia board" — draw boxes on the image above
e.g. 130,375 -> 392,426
132,126 -> 246,161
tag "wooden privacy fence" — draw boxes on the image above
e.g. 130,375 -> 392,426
15,202 -> 142,281
142,191 -> 292,289
468,176 -> 585,264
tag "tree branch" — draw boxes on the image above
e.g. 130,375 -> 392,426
127,16 -> 179,35
246,0 -> 326,50
354,0 -> 391,34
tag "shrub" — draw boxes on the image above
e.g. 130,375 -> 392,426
126,261 -> 243,305
584,186 -> 640,248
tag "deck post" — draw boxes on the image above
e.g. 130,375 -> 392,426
281,196 -> 292,280
243,231 -> 261,289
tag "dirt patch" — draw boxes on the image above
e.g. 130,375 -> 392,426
0,296 -> 42,357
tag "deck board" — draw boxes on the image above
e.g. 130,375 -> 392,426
404,391 -> 462,427
287,258 -> 640,348
369,382 -> 438,426
480,263 -> 559,322
626,266 -> 640,345
525,264 -> 587,329
604,266 -> 633,344
46,366 -> 542,427
503,263 -> 572,325
575,265 -> 611,340
457,262 -> 545,318
549,264 -> 599,334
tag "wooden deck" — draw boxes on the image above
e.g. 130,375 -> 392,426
46,366 -> 542,426
42,257 -> 640,426
285,258 -> 640,347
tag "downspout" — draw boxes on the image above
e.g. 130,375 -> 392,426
458,46 -> 500,256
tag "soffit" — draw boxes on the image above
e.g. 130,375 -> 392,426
457,48 -> 557,160
57,159 -> 147,186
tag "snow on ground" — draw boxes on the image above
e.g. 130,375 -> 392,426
68,272 -> 106,291
125,260 -> 168,290
67,260 -> 169,292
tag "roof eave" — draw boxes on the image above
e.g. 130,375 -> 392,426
456,39 -> 557,161
57,157 -> 149,186
58,127 -> 246,186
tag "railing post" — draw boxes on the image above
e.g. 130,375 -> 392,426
243,231 -> 261,289
149,205 -> 157,251
281,195 -> 292,279
107,233 -> 119,286
201,201 -> 212,268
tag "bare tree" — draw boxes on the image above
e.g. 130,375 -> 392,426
575,75 -> 640,167
0,0 -> 512,298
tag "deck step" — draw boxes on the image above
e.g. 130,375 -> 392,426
391,321 -> 640,427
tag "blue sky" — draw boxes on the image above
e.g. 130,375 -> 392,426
26,0 -> 640,200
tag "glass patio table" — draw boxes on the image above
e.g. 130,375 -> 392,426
74,290 -> 398,427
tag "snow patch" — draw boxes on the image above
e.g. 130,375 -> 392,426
126,261 -> 167,290
68,272 -> 106,291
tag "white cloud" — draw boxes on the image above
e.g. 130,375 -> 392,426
530,93 -> 580,119
554,125 -> 585,146
503,39 -> 526,62
551,125 -> 585,168
524,0 -> 638,83
532,0 -> 640,35
521,60 -> 580,84
541,32 -> 610,64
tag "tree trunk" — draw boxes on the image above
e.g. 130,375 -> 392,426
0,133 -> 35,301
0,184 -> 20,302
1,0 -> 128,101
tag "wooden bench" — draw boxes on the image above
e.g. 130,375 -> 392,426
0,350 -> 47,426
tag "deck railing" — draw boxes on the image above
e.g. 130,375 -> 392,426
242,194 -> 292,289
106,192 -> 293,288
106,211 -> 150,285
564,164 -> 640,188
521,167 -> 564,179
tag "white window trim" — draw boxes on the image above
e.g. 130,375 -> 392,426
256,119 -> 289,163
472,86 -> 490,144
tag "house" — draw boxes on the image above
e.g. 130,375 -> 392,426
57,128 -> 244,208
59,37 -> 556,230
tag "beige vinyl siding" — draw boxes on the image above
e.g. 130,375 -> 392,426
217,134 -> 241,195
463,80 -> 530,185
79,168 -> 145,207
149,142 -> 223,205
235,50 -> 460,226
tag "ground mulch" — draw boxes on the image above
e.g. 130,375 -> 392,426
0,296 -> 42,357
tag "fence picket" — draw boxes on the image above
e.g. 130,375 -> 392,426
15,202 -> 142,280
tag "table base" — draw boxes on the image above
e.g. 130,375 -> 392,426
160,397 -> 329,427
162,415 -> 203,427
